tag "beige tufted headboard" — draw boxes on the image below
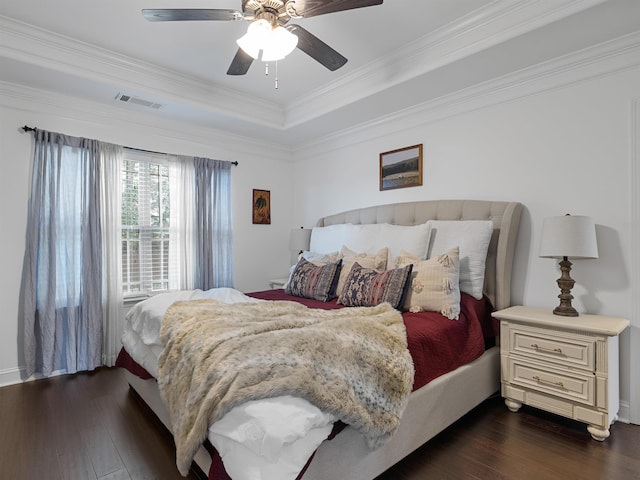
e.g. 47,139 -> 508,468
316,199 -> 523,311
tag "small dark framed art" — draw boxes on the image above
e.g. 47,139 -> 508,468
379,144 -> 423,191
252,189 -> 271,224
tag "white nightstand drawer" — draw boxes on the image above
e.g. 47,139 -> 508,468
506,357 -> 595,406
507,323 -> 595,371
494,306 -> 629,441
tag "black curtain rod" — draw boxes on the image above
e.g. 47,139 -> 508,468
21,125 -> 239,166
124,146 -> 239,166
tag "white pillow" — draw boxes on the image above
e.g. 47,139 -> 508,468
312,222 -> 431,266
309,224 -> 352,254
426,220 -> 494,300
379,223 -> 431,265
339,224 -> 386,255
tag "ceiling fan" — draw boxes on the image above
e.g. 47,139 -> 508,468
142,0 -> 383,76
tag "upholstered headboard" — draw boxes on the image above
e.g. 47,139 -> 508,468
316,200 -> 523,311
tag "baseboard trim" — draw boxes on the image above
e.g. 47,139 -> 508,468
618,400 -> 631,425
0,366 -> 26,387
0,366 -> 69,388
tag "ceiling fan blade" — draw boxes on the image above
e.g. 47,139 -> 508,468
287,25 -> 347,71
142,9 -> 243,22
227,48 -> 254,75
288,0 -> 383,19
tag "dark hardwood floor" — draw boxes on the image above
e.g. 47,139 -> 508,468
0,367 -> 638,480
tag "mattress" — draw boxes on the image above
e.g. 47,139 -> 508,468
119,287 -> 494,480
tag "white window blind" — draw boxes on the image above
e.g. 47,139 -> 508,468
121,150 -> 173,296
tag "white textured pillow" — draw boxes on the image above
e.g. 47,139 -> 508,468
309,224 -> 353,254
426,220 -> 494,300
336,246 -> 388,296
395,247 -> 461,319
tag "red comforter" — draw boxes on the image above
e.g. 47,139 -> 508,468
248,289 -> 495,390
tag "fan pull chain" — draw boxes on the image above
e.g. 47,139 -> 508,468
263,62 -> 278,89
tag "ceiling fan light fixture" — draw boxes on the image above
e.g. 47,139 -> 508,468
237,19 -> 298,62
237,18 -> 271,59
261,26 -> 298,61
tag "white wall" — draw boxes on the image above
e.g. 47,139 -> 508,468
1,41 -> 639,425
291,67 -> 640,423
0,84 -> 295,385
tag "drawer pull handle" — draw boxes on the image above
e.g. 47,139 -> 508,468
531,343 -> 563,354
532,375 -> 564,389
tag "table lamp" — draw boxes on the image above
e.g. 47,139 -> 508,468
539,214 -> 598,316
289,227 -> 311,255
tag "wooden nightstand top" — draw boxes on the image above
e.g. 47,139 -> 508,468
492,306 -> 629,336
269,278 -> 289,289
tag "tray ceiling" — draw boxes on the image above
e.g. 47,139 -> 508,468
2,0 -> 640,147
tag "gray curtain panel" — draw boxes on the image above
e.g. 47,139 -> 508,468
21,130 -> 103,377
194,157 -> 234,290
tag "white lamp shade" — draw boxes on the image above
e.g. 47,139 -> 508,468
236,19 -> 272,59
237,21 -> 298,61
261,26 -> 298,61
289,228 -> 311,252
539,215 -> 599,259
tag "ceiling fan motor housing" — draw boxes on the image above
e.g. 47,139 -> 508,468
243,0 -> 294,26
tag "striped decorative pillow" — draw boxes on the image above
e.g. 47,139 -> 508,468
338,262 -> 413,309
285,257 -> 342,301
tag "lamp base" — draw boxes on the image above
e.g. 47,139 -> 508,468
553,304 -> 579,317
553,257 -> 580,317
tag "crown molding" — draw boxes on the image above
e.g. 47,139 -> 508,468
0,15 -> 284,129
297,28 -> 640,158
285,0 -> 607,128
4,23 -> 638,162
0,80 -> 291,161
1,1 -> 607,134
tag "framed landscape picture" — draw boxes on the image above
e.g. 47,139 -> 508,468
379,144 -> 423,191
252,189 -> 271,224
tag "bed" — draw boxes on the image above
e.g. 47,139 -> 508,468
117,199 -> 523,480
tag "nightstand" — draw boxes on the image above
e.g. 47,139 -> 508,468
492,306 -> 629,441
269,277 -> 288,289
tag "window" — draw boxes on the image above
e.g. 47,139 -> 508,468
121,150 -> 172,296
22,128 -> 233,376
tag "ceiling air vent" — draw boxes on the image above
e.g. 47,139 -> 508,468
115,93 -> 163,109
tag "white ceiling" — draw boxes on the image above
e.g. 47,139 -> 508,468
2,0 -> 640,147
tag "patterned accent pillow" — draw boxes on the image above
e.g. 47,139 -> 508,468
336,246 -> 389,297
338,262 -> 413,309
285,257 -> 342,301
282,250 -> 340,290
395,247 -> 461,319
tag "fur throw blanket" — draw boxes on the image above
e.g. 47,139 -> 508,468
158,299 -> 414,476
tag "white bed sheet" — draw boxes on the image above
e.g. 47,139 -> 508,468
121,288 -> 336,480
